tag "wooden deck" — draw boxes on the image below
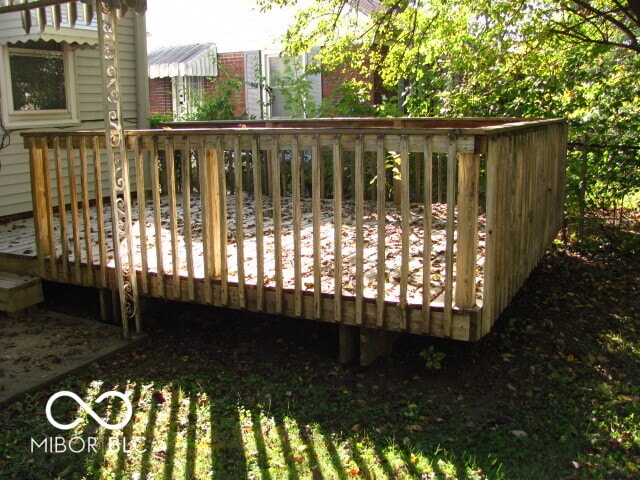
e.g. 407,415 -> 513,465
0,195 -> 486,307
5,118 -> 567,347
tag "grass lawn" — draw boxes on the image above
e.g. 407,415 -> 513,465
0,229 -> 639,479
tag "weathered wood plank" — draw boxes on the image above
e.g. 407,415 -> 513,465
252,136 -> 265,311
455,153 -> 480,309
291,135 -> 303,316
376,136 -> 386,327
182,136 -> 196,302
66,136 -> 82,285
443,137 -> 457,336
333,136 -> 343,323
150,136 -> 165,297
233,136 -> 245,308
354,136 -> 365,325
422,137 -> 433,333
312,135 -> 322,319
399,135 -> 410,329
53,137 -> 69,282
79,136 -> 95,287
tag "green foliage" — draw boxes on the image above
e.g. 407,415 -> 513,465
188,64 -> 244,121
149,112 -> 172,129
262,0 -> 640,223
268,56 -> 318,118
419,346 -> 446,370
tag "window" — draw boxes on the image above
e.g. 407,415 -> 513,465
1,40 -> 78,127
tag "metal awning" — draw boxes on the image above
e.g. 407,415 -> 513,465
148,43 -> 219,78
0,0 -> 146,34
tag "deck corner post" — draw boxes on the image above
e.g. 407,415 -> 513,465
455,152 -> 480,310
28,137 -> 52,266
338,324 -> 358,364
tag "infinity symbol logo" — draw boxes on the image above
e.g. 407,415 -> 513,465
46,391 -> 133,431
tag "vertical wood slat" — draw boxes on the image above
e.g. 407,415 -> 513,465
165,137 -> 180,300
53,137 -> 69,282
455,153 -> 480,309
233,136 -> 246,308
354,135 -> 364,325
182,137 -> 195,302
443,137 -> 457,336
198,137 -> 212,303
252,136 -> 265,311
92,136 -> 107,289
332,136 -> 343,323
422,136 -> 433,333
66,137 -> 82,284
28,138 -> 50,277
291,135 -> 303,317
134,136 -> 148,294
311,135 -> 322,319
42,138 -> 58,281
79,137 -> 94,286
375,136 -> 386,327
217,137 -> 229,306
150,137 -> 165,297
399,135 -> 410,329
271,136 -> 283,313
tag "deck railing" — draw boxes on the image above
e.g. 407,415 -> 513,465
23,118 -> 567,340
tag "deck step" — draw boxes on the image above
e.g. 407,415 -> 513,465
0,271 -> 43,315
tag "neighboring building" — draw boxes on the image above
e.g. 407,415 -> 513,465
0,3 -> 149,218
146,0 -> 387,121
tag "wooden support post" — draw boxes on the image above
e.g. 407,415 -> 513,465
338,324 -> 358,364
28,139 -> 52,270
338,325 -> 401,366
202,148 -> 222,278
360,327 -> 400,367
455,153 -> 480,309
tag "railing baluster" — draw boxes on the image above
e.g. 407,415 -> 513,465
422,136 -> 433,334
252,136 -> 265,311
182,136 -> 195,302
92,136 -> 107,289
332,135 -> 343,323
399,136 -> 410,329
234,136 -> 245,308
199,135 -> 212,304
165,136 -> 180,299
311,135 -> 322,319
271,136 -> 283,314
376,135 -> 386,327
79,136 -> 95,286
66,136 -> 82,284
444,136 -> 458,336
216,137 -> 228,306
42,138 -> 58,281
150,136 -> 165,297
53,137 -> 69,282
354,135 -> 364,325
291,135 -> 303,316
134,135 -> 148,295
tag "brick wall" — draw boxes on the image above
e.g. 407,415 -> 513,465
149,77 -> 173,116
203,52 -> 247,117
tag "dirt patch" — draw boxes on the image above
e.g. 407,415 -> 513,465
0,310 -> 146,406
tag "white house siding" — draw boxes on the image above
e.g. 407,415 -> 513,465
0,11 -> 146,218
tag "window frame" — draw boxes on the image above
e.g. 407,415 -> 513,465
1,42 -> 79,128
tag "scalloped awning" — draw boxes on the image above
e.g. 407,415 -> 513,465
0,1 -> 146,46
0,1 -> 146,34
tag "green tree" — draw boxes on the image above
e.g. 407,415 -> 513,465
258,0 -> 640,216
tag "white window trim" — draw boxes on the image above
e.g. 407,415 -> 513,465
0,43 -> 80,128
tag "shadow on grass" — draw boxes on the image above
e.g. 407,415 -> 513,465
1,245 -> 638,479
